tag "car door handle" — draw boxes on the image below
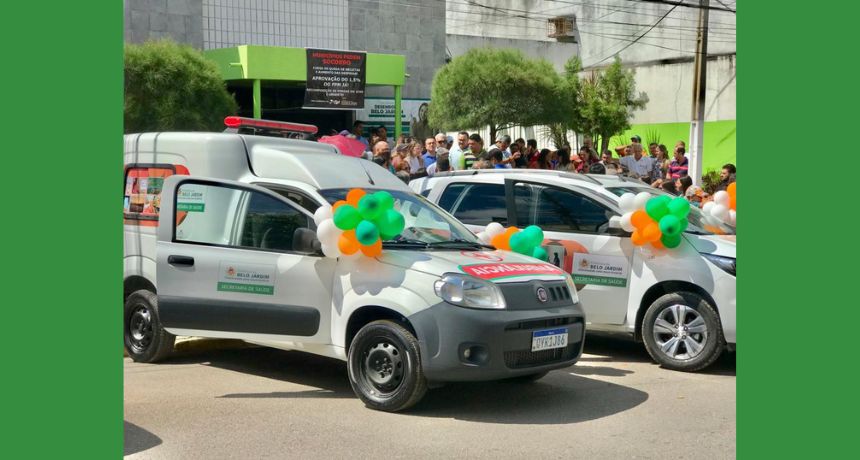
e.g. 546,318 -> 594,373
168,255 -> 195,267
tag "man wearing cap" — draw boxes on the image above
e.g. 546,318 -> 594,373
615,134 -> 642,157
619,143 -> 654,178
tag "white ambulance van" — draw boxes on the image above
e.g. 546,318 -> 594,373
123,118 -> 585,411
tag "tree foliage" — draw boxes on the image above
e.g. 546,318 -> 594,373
124,40 -> 237,133
564,56 -> 648,152
428,48 -> 567,141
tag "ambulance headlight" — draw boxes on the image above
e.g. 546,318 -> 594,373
564,274 -> 581,304
433,273 -> 506,310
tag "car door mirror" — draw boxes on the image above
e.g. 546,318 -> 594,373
606,216 -> 631,236
292,227 -> 322,255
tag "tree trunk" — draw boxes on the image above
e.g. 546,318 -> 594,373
489,125 -> 498,144
600,133 -> 610,155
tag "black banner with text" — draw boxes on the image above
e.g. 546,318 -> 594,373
303,48 -> 366,109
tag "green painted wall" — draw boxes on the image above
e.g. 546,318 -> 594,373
204,45 -> 406,85
609,120 -> 736,173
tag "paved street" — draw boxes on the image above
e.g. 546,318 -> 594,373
124,336 -> 735,459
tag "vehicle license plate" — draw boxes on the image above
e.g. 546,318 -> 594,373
531,328 -> 569,352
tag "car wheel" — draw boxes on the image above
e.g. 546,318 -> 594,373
348,320 -> 427,412
124,290 -> 175,363
642,291 -> 724,372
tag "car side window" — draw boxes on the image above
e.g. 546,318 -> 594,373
530,185 -> 613,234
175,182 -> 311,253
437,183 -> 467,212
451,183 -> 507,225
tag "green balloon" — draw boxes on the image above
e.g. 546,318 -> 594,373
668,197 -> 691,219
532,246 -> 548,261
358,194 -> 383,220
355,220 -> 380,246
374,191 -> 395,211
679,218 -> 689,233
659,214 -> 682,237
661,233 -> 682,248
333,205 -> 361,230
509,231 -> 532,255
523,225 -> 545,247
376,209 -> 405,240
645,196 -> 670,221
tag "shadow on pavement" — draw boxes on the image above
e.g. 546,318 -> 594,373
584,334 -> 736,377
124,421 -> 162,456
162,344 -> 649,424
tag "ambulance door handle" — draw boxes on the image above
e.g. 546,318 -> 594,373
168,255 -> 195,267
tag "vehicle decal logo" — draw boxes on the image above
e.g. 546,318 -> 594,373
458,263 -> 566,280
536,287 -> 549,303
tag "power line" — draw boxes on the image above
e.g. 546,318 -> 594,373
624,0 -> 735,13
585,2 -> 680,67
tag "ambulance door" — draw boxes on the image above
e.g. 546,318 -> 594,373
155,176 -> 336,343
505,179 -> 633,325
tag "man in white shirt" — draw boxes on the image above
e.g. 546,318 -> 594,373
619,143 -> 654,178
448,131 -> 468,170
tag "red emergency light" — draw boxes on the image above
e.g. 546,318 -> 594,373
223,116 -> 318,135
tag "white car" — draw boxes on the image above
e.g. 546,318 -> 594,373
412,170 -> 736,372
123,118 -> 585,412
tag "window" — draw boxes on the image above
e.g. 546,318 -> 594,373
528,184 -> 613,233
262,185 -> 321,214
124,166 -> 178,220
451,184 -> 507,225
437,183 -> 467,212
175,182 -> 311,253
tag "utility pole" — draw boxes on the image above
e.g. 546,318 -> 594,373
688,0 -> 709,186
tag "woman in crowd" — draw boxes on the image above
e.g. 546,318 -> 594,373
406,141 -> 423,174
536,149 -> 553,170
677,175 -> 693,197
652,144 -> 671,182
661,180 -> 678,195
557,147 -> 575,172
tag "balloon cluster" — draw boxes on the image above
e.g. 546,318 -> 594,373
702,182 -> 736,226
314,188 -> 405,258
618,192 -> 690,249
476,223 -> 549,261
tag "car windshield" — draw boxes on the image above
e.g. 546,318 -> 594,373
605,186 -> 735,235
319,188 -> 485,248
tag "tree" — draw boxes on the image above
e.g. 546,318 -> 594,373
428,48 -> 567,142
124,39 -> 237,133
563,56 -> 648,153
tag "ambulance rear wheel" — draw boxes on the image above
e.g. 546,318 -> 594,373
348,320 -> 427,412
124,290 -> 175,363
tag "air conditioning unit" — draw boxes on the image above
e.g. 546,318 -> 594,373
547,16 -> 578,43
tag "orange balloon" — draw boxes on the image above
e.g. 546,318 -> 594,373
504,226 -> 519,236
727,182 -> 736,198
346,188 -> 366,207
490,232 -> 511,251
631,210 -> 651,230
729,196 -> 736,211
332,200 -> 348,212
631,230 -> 647,246
338,230 -> 360,255
651,239 -> 665,249
643,222 -> 662,242
360,238 -> 382,257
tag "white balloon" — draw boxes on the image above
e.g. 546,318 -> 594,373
485,222 -> 505,237
711,204 -> 730,222
316,219 -> 341,247
313,205 -> 333,226
620,212 -> 635,232
618,193 -> 637,213
702,201 -> 715,214
714,191 -> 730,206
728,210 -> 737,226
634,192 -> 651,210
476,231 -> 492,244
320,243 -> 341,258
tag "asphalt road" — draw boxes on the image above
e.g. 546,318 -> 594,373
124,336 -> 736,459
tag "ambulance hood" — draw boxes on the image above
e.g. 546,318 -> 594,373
377,249 -> 569,283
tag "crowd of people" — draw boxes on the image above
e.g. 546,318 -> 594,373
334,122 -> 737,208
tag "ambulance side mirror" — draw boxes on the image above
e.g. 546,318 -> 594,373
293,228 -> 322,255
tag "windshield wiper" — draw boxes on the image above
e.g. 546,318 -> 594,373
427,238 -> 494,250
382,237 -> 429,248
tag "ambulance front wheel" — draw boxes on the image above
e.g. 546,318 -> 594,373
124,290 -> 175,363
348,320 -> 427,412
